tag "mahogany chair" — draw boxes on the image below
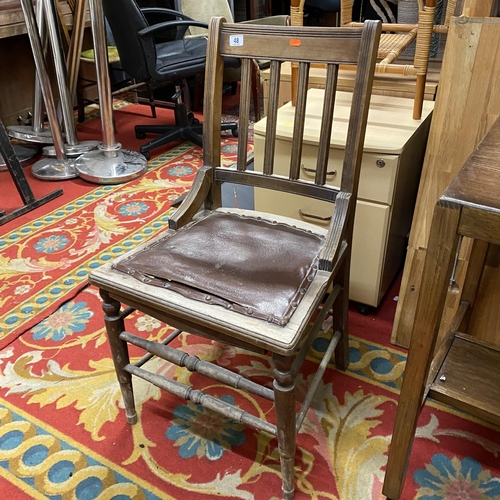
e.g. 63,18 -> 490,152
89,18 -> 380,499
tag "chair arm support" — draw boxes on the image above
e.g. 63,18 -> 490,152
318,192 -> 351,272
169,166 -> 213,231
138,20 -> 209,39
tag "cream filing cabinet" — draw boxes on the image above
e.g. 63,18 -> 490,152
254,89 -> 434,307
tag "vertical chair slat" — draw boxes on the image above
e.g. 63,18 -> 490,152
237,58 -> 252,171
263,59 -> 281,176
289,62 -> 310,180
315,63 -> 338,185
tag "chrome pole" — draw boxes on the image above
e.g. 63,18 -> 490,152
18,0 -> 77,180
41,0 -> 100,158
75,0 -> 147,184
32,0 -> 47,133
7,0 -> 54,144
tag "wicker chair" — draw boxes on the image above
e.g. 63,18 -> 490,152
291,0 -> 457,119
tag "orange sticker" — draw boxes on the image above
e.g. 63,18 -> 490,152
289,39 -> 301,47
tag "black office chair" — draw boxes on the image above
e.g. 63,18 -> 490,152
102,0 -> 238,159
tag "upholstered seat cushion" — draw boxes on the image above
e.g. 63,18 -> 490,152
114,211 -> 325,326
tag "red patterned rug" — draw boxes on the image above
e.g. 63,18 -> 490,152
1,281 -> 500,499
1,103 -> 500,500
0,102 -> 245,350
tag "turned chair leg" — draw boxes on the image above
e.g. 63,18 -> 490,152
273,353 -> 297,500
100,289 -> 138,425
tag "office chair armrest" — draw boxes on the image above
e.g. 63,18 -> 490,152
138,20 -> 209,39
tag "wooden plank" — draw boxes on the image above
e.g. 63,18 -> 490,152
461,0 -> 497,16
392,17 -> 500,347
430,334 -> 500,426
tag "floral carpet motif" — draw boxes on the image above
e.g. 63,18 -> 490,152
1,285 -> 500,500
1,104 -> 500,500
0,138 -> 243,350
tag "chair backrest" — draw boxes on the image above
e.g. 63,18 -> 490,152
102,0 -> 156,82
202,19 -> 380,229
175,0 -> 235,36
341,0 -> 458,31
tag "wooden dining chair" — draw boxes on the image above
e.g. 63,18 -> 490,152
89,18 -> 380,499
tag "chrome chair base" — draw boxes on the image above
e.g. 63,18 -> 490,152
42,140 -> 102,158
32,157 -> 78,180
75,145 -> 147,184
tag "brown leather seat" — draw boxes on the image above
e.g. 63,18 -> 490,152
115,211 -> 325,325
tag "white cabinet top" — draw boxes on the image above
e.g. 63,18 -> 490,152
254,89 -> 434,155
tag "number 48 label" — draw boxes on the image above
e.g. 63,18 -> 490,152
229,35 -> 244,46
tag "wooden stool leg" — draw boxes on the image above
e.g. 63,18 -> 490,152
273,353 -> 297,500
334,254 -> 350,371
383,201 -> 462,499
100,289 -> 137,425
413,73 -> 426,120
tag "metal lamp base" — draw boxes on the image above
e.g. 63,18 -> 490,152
7,125 -> 54,144
0,143 -> 40,171
42,140 -> 102,158
32,157 -> 78,180
75,145 -> 147,184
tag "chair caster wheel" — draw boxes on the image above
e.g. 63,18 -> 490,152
136,131 -> 146,139
357,303 -> 373,315
187,112 -> 200,125
231,128 -> 238,137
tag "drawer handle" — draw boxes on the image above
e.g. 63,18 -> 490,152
298,209 -> 332,222
301,164 -> 337,176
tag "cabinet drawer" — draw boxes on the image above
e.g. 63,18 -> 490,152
255,136 -> 400,205
254,188 -> 391,306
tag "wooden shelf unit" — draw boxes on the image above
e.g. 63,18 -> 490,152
0,1 -> 84,125
0,1 -> 74,40
383,116 -> 500,500
431,333 -> 500,426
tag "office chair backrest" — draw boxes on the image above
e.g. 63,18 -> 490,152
203,19 -> 380,218
102,0 -> 156,82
